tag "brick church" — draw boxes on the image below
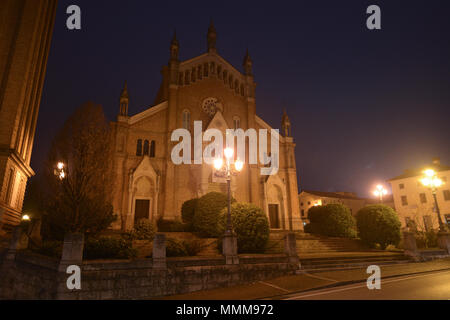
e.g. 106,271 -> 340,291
110,22 -> 302,231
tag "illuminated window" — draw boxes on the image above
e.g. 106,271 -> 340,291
399,183 -> 405,189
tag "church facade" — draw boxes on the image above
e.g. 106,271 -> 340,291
110,23 -> 302,231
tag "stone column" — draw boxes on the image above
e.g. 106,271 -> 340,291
402,231 -> 419,259
56,233 -> 84,300
222,233 -> 239,265
153,233 -> 167,269
437,232 -> 450,254
284,233 -> 300,267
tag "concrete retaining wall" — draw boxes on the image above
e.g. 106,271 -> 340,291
0,230 -> 300,300
0,251 -> 297,300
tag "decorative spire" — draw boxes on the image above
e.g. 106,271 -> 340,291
207,19 -> 217,52
170,30 -> 179,61
243,48 -> 253,76
281,109 -> 291,137
119,81 -> 129,116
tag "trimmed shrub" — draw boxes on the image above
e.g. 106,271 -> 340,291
165,238 -> 188,257
356,205 -> 401,249
307,204 -> 357,238
303,223 -> 315,234
33,240 -> 62,258
193,192 -> 235,238
125,218 -> 155,240
415,230 -> 438,249
217,202 -> 270,253
83,237 -> 137,260
181,198 -> 198,229
182,239 -> 205,256
157,218 -> 189,232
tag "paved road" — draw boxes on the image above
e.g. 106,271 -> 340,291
285,270 -> 450,300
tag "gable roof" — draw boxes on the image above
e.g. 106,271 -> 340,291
128,101 -> 168,125
388,163 -> 450,181
299,190 -> 363,200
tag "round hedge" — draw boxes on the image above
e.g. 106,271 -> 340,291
181,198 -> 198,227
131,218 -> 155,240
217,202 -> 270,253
356,204 -> 401,249
193,192 -> 234,238
307,204 -> 357,238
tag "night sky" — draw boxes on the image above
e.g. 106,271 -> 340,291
34,0 -> 450,198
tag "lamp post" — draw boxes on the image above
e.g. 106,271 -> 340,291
420,169 -> 446,232
213,148 -> 244,235
373,184 -> 388,203
54,162 -> 66,180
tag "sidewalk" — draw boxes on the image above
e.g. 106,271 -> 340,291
158,258 -> 450,300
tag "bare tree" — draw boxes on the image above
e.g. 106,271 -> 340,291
41,102 -> 116,239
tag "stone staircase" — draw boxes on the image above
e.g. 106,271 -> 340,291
266,231 -> 412,272
266,231 -> 368,255
299,253 -> 411,273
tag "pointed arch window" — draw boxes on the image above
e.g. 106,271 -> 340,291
150,141 -> 156,158
143,140 -> 150,156
136,139 -> 143,156
182,109 -> 191,130
233,116 -> 241,130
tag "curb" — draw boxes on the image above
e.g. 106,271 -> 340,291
261,266 -> 450,300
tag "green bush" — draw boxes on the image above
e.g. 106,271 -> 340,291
182,239 -> 205,256
356,205 -> 401,249
181,198 -> 198,229
165,238 -> 188,257
193,192 -> 235,238
83,237 -> 137,260
307,204 -> 357,238
303,223 -> 315,234
415,230 -> 438,249
125,218 -> 155,240
217,203 -> 270,253
33,240 -> 62,258
157,218 -> 189,232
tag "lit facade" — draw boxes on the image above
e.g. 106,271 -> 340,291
110,23 -> 302,231
388,158 -> 450,231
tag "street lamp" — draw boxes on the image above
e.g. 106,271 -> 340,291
373,184 -> 388,203
420,169 -> 446,232
54,162 -> 66,180
213,147 -> 244,235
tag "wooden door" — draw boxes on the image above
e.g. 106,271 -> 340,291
134,199 -> 150,224
268,204 -> 280,229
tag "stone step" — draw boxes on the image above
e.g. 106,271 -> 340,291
299,253 -> 411,272
300,260 -> 411,272
300,255 -> 408,266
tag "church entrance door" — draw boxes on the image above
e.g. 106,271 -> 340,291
134,199 -> 150,224
268,204 -> 280,229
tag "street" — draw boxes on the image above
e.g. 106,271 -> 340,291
285,270 -> 450,300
